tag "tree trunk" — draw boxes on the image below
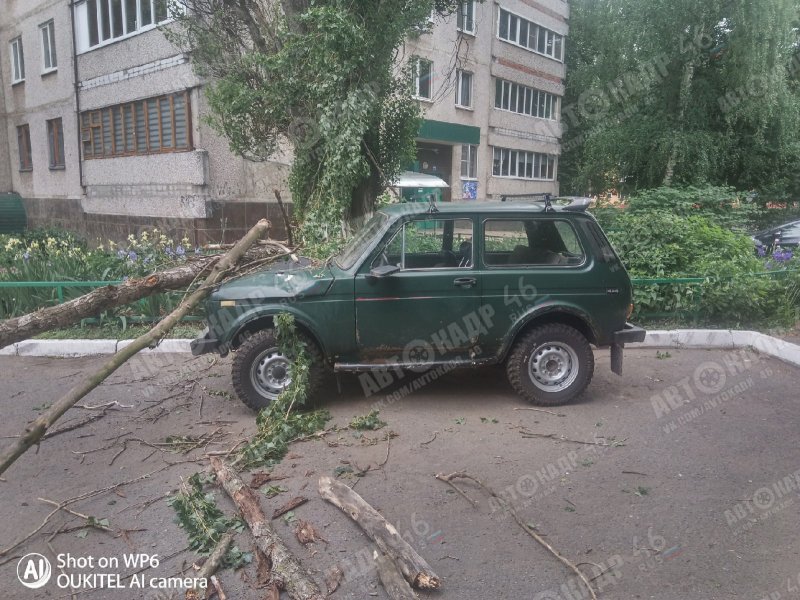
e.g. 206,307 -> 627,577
0,220 -> 271,477
317,476 -> 440,590
0,240 -> 287,350
664,41 -> 700,186
211,458 -> 324,600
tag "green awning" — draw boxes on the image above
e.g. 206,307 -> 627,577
418,119 -> 481,145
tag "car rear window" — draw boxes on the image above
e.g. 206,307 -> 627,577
483,219 -> 586,267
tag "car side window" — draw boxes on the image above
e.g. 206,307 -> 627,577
373,218 -> 473,270
483,219 -> 585,267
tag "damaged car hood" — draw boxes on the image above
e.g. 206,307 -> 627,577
210,261 -> 335,301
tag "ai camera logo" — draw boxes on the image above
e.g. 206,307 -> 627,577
17,553 -> 52,589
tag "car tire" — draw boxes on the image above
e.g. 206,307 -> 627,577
231,328 -> 325,412
506,323 -> 594,406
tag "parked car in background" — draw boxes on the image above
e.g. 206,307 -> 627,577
753,219 -> 800,253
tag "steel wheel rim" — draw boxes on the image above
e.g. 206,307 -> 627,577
528,342 -> 579,392
250,346 -> 292,400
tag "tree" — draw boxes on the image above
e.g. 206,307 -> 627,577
560,0 -> 800,200
170,0 -> 468,247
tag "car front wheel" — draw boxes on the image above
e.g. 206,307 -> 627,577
231,328 -> 324,412
506,323 -> 594,406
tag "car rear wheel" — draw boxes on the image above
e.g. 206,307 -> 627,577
231,328 -> 324,412
506,323 -> 594,406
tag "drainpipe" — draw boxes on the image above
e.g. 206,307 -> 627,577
69,0 -> 85,190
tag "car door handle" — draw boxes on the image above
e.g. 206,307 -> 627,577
453,277 -> 477,288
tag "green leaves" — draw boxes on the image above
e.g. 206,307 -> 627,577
349,410 -> 387,431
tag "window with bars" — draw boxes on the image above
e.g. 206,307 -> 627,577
17,125 -> 32,171
494,78 -> 557,120
492,147 -> 556,180
457,1 -> 476,34
455,70 -> 473,108
10,37 -> 25,83
47,118 -> 65,169
80,91 -> 191,159
77,0 -> 175,52
497,8 -> 564,61
40,20 -> 57,72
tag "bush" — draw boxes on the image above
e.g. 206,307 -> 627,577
602,211 -> 800,328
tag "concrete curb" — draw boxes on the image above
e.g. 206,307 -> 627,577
1,330 -> 798,369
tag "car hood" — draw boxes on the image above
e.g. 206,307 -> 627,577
210,261 -> 335,301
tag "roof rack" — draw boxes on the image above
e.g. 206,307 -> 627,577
500,193 -> 554,211
499,194 -> 593,213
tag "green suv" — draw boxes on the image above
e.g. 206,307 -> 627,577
192,198 -> 645,410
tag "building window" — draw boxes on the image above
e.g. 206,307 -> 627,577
80,91 -> 192,159
17,125 -> 32,171
412,57 -> 433,100
455,70 -> 473,108
75,0 -> 175,53
497,8 -> 564,61
39,21 -> 58,73
461,144 -> 478,179
47,118 -> 65,169
494,78 -> 557,120
492,147 -> 556,180
457,1 -> 476,34
10,37 -> 25,83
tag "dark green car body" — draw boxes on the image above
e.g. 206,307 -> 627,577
193,201 -> 644,380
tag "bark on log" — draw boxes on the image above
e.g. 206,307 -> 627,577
0,220 -> 271,476
317,476 -> 440,590
373,550 -> 418,600
0,236 -> 286,350
210,458 -> 324,600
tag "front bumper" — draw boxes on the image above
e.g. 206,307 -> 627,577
190,328 -> 223,356
610,323 -> 647,376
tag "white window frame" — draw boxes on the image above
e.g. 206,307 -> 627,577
494,78 -> 557,120
461,144 -> 478,180
10,36 -> 25,83
496,7 -> 564,62
455,69 -> 473,109
457,1 -> 476,35
492,147 -> 556,181
74,0 -> 184,54
40,20 -> 58,73
412,56 -> 434,101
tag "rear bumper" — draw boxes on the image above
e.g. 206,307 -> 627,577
190,328 -> 223,356
610,323 -> 646,376
613,323 -> 647,345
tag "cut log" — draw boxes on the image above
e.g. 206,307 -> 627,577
0,235 -> 289,350
211,458 -> 323,600
0,220 -> 271,476
373,550 -> 418,600
317,476 -> 440,590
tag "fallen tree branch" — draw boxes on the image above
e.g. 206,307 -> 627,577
210,458 -> 323,600
186,531 -> 233,600
435,471 -> 597,600
318,475 -> 440,590
0,231 -> 283,349
0,220 -> 271,477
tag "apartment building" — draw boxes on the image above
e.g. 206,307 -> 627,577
1,0 -> 291,243
1,1 -> 567,243
406,0 -> 568,202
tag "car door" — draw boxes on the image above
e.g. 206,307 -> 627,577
353,216 -> 479,363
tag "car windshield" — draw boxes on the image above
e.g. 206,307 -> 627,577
334,212 -> 389,269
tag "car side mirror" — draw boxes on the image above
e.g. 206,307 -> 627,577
369,264 -> 400,278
